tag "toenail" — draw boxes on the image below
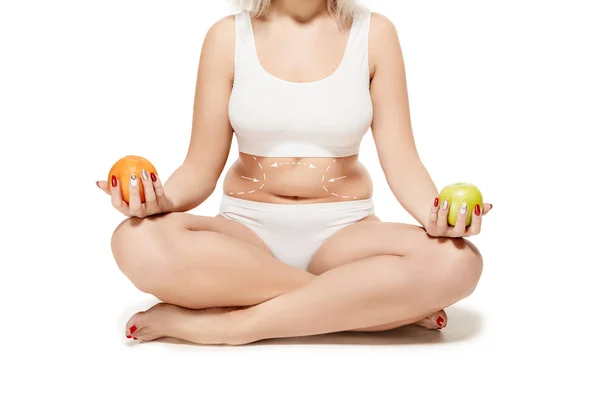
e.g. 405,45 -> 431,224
130,325 -> 137,334
436,316 -> 444,327
126,335 -> 132,339
133,337 -> 138,340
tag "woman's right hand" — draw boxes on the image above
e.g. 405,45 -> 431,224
96,172 -> 174,218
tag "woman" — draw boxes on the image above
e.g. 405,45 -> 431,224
97,0 -> 492,345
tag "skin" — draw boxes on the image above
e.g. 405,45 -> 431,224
97,0 -> 492,345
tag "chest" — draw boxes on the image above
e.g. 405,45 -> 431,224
256,31 -> 345,83
229,76 -> 372,135
254,25 -> 349,84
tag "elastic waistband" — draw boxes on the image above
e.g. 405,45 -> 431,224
220,194 -> 374,214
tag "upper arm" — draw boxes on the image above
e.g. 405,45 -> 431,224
369,13 -> 420,169
184,16 -> 236,184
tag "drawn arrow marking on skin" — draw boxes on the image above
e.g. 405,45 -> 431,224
234,157 -> 266,195
321,159 -> 357,199
235,157 -> 358,199
271,162 -> 314,167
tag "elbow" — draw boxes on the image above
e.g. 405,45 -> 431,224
196,175 -> 219,203
201,181 -> 217,197
190,180 -> 217,206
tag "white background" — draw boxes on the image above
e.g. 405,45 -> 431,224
1,0 -> 598,398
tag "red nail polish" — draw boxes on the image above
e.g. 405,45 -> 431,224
126,335 -> 132,339
434,197 -> 439,207
130,325 -> 137,334
490,204 -> 493,210
133,337 -> 138,340
150,172 -> 157,182
436,316 -> 444,327
96,181 -> 100,188
111,175 -> 117,187
475,204 -> 481,216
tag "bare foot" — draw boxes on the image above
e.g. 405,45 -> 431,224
414,310 -> 447,330
124,303 -> 245,345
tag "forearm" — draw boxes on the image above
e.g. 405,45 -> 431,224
163,162 -> 216,212
386,156 -> 438,227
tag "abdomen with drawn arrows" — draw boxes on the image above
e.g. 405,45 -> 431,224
223,153 -> 373,203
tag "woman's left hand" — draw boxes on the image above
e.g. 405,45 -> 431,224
425,198 -> 493,238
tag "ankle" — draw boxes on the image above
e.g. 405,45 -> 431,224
225,307 -> 261,345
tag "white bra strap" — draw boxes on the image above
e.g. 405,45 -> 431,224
234,11 -> 261,75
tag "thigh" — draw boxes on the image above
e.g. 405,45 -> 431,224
187,213 -> 272,254
306,215 -> 451,275
115,211 -> 271,254
113,212 -> 315,308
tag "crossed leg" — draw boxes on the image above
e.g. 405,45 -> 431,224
306,215 -> 453,332
112,212 -> 483,344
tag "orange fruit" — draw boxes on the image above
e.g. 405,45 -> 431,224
107,155 -> 158,203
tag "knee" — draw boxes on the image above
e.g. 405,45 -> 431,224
111,215 -> 174,293
438,238 -> 484,299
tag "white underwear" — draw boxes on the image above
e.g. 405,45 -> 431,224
219,195 -> 375,270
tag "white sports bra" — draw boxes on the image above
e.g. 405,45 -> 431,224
228,10 -> 373,158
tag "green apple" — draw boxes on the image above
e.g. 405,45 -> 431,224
439,182 -> 483,227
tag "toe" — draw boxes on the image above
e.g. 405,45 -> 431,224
125,311 -> 146,339
128,327 -> 149,341
414,310 -> 448,330
436,310 -> 448,329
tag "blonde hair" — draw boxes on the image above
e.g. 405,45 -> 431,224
234,0 -> 358,29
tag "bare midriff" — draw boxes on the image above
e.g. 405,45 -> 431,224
222,153 -> 373,204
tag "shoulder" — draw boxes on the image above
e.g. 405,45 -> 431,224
195,15 -> 238,80
203,14 -> 236,47
368,12 -> 399,43
199,14 -> 237,70
367,12 -> 402,69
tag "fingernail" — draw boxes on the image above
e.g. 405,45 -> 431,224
150,172 -> 157,182
459,202 -> 467,215
490,204 -> 493,210
475,204 -> 481,216
130,325 -> 137,334
141,169 -> 149,180
130,174 -> 138,187
433,197 -> 439,207
96,181 -> 100,188
442,199 -> 449,210
111,175 -> 117,187
126,335 -> 132,339
436,316 -> 444,328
